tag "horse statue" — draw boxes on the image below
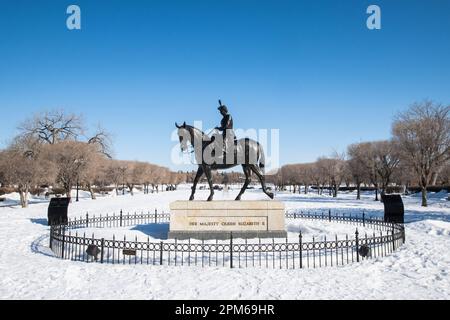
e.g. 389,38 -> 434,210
175,122 -> 274,201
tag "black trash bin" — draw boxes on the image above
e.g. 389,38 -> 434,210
382,194 -> 404,224
47,197 -> 70,225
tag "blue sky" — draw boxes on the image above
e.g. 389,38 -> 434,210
0,0 -> 449,171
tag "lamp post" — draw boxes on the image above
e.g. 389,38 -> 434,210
76,177 -> 79,202
74,158 -> 85,202
118,166 -> 126,196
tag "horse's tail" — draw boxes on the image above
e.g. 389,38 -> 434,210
258,142 -> 265,175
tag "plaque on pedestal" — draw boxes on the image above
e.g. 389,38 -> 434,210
168,200 -> 287,240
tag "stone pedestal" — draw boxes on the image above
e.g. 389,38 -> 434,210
168,200 -> 287,239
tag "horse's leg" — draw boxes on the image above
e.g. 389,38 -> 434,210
235,165 -> 251,201
189,166 -> 204,201
204,165 -> 214,201
250,165 -> 274,199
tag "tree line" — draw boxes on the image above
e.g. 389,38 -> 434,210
0,110 -> 185,207
1,101 -> 448,208
268,100 -> 450,207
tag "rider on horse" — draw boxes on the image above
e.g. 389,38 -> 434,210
215,100 -> 235,156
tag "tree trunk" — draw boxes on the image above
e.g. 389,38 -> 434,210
374,188 -> 379,201
333,184 -> 338,198
305,184 -> 308,194
356,182 -> 361,200
88,184 -> 96,200
65,183 -> 72,201
421,186 -> 428,207
19,186 -> 28,208
115,184 -> 119,196
128,184 -> 134,196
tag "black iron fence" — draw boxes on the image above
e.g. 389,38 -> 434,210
49,209 -> 405,269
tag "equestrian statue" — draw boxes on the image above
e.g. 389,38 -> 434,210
175,100 -> 274,201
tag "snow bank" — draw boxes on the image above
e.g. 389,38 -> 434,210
0,188 -> 449,299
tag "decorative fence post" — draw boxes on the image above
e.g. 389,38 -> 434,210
355,228 -> 359,263
155,209 -> 158,224
335,234 -> 338,265
86,212 -> 89,228
100,238 -> 105,264
61,226 -> 66,259
160,241 -> 163,265
328,209 -> 331,222
392,226 -> 396,251
230,232 -> 233,269
299,231 -> 302,269
120,210 -> 123,227
363,211 -> 365,227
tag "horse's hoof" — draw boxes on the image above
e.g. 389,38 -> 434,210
189,196 -> 194,201
235,197 -> 241,201
268,192 -> 274,199
207,197 -> 213,202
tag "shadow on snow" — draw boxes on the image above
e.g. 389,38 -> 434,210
131,223 -> 170,240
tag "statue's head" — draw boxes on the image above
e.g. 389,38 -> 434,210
175,122 -> 189,152
218,105 -> 228,115
218,99 -> 228,115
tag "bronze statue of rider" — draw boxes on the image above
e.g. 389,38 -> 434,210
214,100 -> 235,155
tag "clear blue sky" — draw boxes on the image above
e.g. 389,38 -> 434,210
1,0 -> 449,171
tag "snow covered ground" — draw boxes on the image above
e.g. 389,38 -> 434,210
0,186 -> 449,300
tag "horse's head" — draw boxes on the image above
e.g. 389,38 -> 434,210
175,122 -> 190,152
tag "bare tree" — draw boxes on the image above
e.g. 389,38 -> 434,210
372,140 -> 401,195
81,153 -> 109,199
266,169 -> 284,191
142,163 -> 156,194
347,143 -> 371,200
391,160 -> 414,194
289,163 -> 314,194
87,125 -> 114,159
104,160 -> 123,195
299,163 -> 315,194
0,137 -> 52,207
19,110 -> 85,144
152,166 -> 170,192
309,163 -> 325,195
281,165 -> 301,193
392,100 -> 450,206
43,141 -> 96,199
351,142 -> 382,201
122,161 -> 137,196
19,110 -> 114,158
317,155 -> 346,198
